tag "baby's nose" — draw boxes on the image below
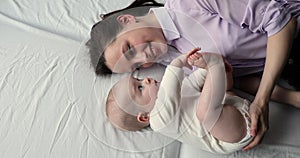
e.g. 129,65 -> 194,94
143,78 -> 151,84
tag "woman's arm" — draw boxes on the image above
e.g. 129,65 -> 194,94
243,17 -> 296,151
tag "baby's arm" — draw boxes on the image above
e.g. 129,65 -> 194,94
187,52 -> 226,129
189,52 -> 233,90
188,52 -> 246,143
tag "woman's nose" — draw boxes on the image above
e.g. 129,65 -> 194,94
134,44 -> 148,60
135,50 -> 147,61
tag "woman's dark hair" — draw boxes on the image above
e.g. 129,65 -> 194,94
86,13 -> 123,75
86,0 -> 164,75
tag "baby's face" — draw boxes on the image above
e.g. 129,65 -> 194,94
112,76 -> 159,115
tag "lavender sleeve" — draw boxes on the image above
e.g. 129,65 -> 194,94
202,0 -> 292,36
166,0 -> 292,36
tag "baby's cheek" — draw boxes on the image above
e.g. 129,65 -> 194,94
150,86 -> 159,98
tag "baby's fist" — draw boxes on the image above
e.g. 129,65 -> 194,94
187,52 -> 207,69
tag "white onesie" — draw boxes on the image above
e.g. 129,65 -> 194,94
150,65 -> 252,154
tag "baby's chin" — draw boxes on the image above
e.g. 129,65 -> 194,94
150,84 -> 159,95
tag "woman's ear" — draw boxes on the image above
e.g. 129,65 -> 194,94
117,14 -> 137,25
137,112 -> 150,123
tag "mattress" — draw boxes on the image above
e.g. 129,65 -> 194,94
1,0 -> 300,157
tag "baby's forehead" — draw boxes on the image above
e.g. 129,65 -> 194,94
110,76 -> 144,116
111,76 -> 136,100
113,76 -> 133,89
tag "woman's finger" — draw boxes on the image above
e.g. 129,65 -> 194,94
242,129 -> 264,151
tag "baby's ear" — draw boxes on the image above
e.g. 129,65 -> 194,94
137,112 -> 150,123
117,14 -> 137,25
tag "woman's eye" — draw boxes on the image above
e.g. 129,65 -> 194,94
127,45 -> 135,57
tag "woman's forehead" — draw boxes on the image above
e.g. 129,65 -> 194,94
117,25 -> 149,38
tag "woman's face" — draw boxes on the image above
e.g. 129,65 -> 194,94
104,25 -> 168,73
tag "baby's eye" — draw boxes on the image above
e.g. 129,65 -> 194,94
138,85 -> 144,92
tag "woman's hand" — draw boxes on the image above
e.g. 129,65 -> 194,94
243,100 -> 269,151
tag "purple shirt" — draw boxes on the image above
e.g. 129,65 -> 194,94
152,0 -> 300,76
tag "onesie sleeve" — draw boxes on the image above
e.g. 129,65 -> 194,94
184,68 -> 207,92
150,65 -> 184,131
190,0 -> 292,36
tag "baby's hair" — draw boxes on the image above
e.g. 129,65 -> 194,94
106,89 -> 148,131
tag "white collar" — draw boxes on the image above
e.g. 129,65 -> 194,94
149,7 -> 180,44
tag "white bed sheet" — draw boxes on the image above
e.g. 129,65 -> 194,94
0,0 -> 134,41
0,0 -> 182,158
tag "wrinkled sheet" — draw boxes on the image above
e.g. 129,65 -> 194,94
1,0 -> 300,157
0,0 -> 181,158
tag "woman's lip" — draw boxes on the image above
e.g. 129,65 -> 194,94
150,47 -> 156,59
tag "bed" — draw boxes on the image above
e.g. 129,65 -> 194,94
0,0 -> 300,157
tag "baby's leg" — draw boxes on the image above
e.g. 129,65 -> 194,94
208,104 -> 247,143
196,94 -> 248,143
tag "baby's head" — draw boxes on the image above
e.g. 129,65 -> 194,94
106,76 -> 159,131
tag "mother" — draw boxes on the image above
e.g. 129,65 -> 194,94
87,0 -> 300,151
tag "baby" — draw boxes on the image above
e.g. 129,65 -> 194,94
106,48 -> 252,154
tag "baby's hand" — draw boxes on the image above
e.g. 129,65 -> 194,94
170,47 -> 200,69
188,52 -> 224,69
187,52 -> 207,69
